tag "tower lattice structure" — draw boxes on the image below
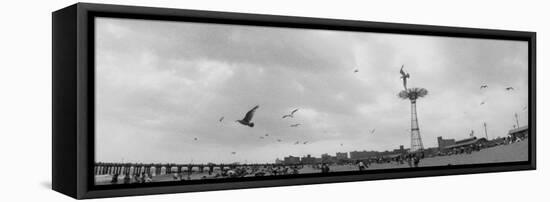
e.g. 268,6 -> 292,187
409,98 -> 424,152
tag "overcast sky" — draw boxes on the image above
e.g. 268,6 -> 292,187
95,17 -> 528,164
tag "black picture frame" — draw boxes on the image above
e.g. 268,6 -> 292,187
52,3 -> 536,199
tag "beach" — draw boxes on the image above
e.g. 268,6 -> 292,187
95,140 -> 528,185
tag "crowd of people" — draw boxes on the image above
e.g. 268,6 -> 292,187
106,135 -> 529,185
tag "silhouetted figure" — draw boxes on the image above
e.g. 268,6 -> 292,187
111,173 -> 119,184
123,173 -> 131,184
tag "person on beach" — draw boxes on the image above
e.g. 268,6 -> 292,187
145,174 -> 153,183
406,154 -> 413,168
111,173 -> 119,184
133,173 -> 141,183
123,173 -> 131,184
357,161 -> 366,171
413,154 -> 420,168
173,173 -> 179,181
140,172 -> 146,183
321,163 -> 330,173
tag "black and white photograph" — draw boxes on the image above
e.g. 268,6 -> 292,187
93,17 -> 529,185
3,0 -> 550,201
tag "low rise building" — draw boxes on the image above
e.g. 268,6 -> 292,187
509,125 -> 528,140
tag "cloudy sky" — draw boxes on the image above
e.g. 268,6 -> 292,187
94,17 -> 528,164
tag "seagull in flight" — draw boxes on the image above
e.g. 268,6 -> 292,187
236,105 -> 259,127
480,84 -> 488,89
303,141 -> 308,144
265,133 -> 269,137
399,65 -> 410,90
506,87 -> 514,91
231,152 -> 236,155
370,129 -> 376,134
340,143 -> 343,147
194,137 -> 198,141
277,139 -> 282,142
354,69 -> 359,73
523,106 -> 528,111
282,109 -> 299,119
219,116 -> 224,122
290,123 -> 301,127
480,101 -> 486,105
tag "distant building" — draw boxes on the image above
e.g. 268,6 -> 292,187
336,152 -> 349,160
275,158 -> 283,164
392,145 -> 407,154
321,153 -> 337,163
437,136 -> 456,151
301,155 -> 316,165
349,150 -> 378,160
442,137 -> 488,153
509,125 -> 528,140
283,156 -> 300,164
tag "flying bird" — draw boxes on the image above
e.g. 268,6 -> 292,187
219,116 -> 224,122
506,87 -> 514,91
231,152 -> 236,155
290,124 -> 301,127
354,69 -> 359,73
523,106 -> 528,111
480,101 -> 486,105
303,141 -> 308,144
294,141 -> 300,145
236,105 -> 259,127
340,143 -> 343,147
194,137 -> 198,141
265,133 -> 269,137
370,129 -> 376,134
282,109 -> 299,119
277,139 -> 282,142
399,65 -> 410,90
480,84 -> 488,89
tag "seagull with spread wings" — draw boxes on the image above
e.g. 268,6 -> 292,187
506,87 -> 515,91
290,123 -> 301,127
219,116 -> 224,122
480,84 -> 488,89
282,109 -> 299,119
236,105 -> 259,127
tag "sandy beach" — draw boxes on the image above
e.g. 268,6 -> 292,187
96,140 -> 528,185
